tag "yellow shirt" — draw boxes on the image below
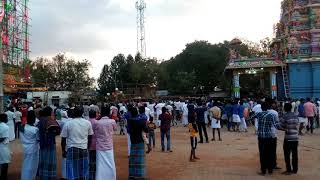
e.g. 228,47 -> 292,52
188,123 -> 198,137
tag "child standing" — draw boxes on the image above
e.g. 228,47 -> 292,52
188,119 -> 199,162
0,113 -> 11,180
147,117 -> 156,149
119,111 -> 126,135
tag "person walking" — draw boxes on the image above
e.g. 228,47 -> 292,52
159,107 -> 173,152
280,103 -> 299,175
20,111 -> 39,180
38,107 -> 61,180
304,98 -> 316,134
195,102 -> 209,143
61,107 -> 94,180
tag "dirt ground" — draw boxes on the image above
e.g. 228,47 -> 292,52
6,126 -> 320,180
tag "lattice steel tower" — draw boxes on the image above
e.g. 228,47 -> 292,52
136,0 -> 146,58
1,0 -> 30,67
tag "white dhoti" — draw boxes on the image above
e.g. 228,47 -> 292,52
211,118 -> 221,129
240,117 -> 247,131
0,144 -> 11,164
182,115 -> 188,125
61,158 -> 67,179
96,150 -> 116,180
21,152 -> 39,180
7,121 -> 15,141
232,114 -> 241,123
298,117 -> 308,126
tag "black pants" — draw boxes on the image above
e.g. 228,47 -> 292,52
15,122 -> 21,139
197,122 -> 208,142
271,137 -> 278,169
283,141 -> 298,173
258,138 -> 274,174
0,163 -> 8,180
307,117 -> 314,133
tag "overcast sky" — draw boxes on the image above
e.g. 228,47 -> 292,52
29,0 -> 282,78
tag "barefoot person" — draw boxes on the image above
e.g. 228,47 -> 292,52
188,118 -> 199,162
209,104 -> 222,141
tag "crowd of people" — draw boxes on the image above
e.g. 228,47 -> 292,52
0,96 -> 319,179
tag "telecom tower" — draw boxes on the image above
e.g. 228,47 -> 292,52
136,0 -> 146,58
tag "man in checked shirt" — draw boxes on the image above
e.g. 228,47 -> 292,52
255,101 -> 284,176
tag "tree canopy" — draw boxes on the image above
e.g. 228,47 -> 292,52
31,54 -> 94,92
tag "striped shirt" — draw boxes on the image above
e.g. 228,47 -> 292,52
280,112 -> 299,141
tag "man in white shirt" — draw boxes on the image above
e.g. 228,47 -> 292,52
0,113 -> 11,180
155,101 -> 165,126
181,101 -> 189,126
144,104 -> 152,121
61,107 -> 94,180
20,111 -> 40,180
5,107 -> 16,141
252,102 -> 262,132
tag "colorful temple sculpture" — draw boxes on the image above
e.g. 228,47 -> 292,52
226,0 -> 320,99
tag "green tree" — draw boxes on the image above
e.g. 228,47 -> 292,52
31,54 -> 94,91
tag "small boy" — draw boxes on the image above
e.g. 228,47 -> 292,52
139,106 -> 152,154
147,117 -> 156,148
188,119 -> 200,162
119,110 -> 126,135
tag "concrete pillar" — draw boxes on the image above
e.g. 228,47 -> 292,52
233,73 -> 240,98
270,71 -> 277,99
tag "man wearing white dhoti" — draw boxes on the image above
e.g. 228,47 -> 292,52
94,106 -> 117,180
0,113 -> 11,180
181,102 -> 189,126
20,111 -> 39,180
5,107 -> 16,141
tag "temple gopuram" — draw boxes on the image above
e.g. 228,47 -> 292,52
226,0 -> 320,99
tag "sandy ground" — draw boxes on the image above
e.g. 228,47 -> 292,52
5,126 -> 320,180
